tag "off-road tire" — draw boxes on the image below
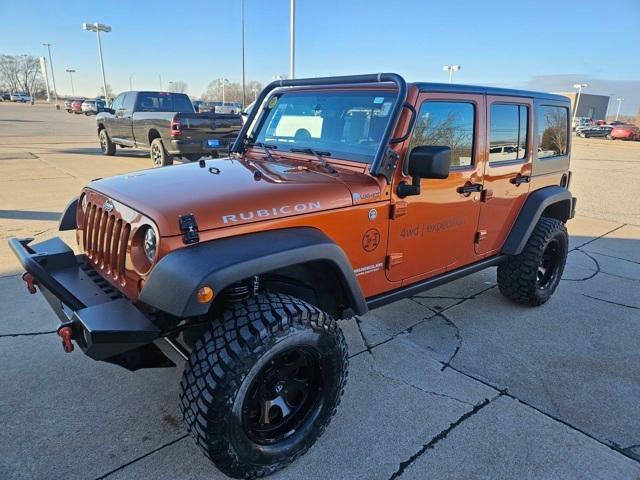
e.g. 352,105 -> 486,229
497,217 -> 568,306
179,293 -> 348,479
99,129 -> 116,156
150,138 -> 173,167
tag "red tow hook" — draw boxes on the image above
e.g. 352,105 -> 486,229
57,326 -> 74,353
22,272 -> 37,294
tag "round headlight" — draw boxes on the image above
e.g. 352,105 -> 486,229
80,193 -> 88,212
143,228 -> 157,262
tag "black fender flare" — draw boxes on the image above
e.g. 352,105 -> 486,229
139,227 -> 367,318
58,197 -> 78,231
502,186 -> 576,255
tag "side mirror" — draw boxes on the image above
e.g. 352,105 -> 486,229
194,105 -> 199,112
397,146 -> 451,198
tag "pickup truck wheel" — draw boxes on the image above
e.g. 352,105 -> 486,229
99,129 -> 116,156
179,293 -> 348,479
150,138 -> 173,167
497,217 -> 568,306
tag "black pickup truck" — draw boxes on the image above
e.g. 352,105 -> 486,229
96,91 -> 242,167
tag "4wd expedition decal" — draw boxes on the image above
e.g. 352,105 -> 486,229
362,229 -> 381,252
354,262 -> 384,277
222,201 -> 321,223
400,217 -> 465,238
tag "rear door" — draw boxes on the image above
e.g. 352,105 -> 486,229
116,93 -> 136,145
386,92 -> 486,282
475,96 -> 533,255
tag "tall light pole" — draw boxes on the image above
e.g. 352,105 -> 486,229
218,78 -> 229,102
42,43 -> 59,106
129,73 -> 134,90
158,74 -> 163,91
443,65 -> 460,83
290,0 -> 295,79
168,81 -> 175,92
65,69 -> 76,97
241,0 -> 246,107
82,23 -> 111,100
615,97 -> 624,121
39,57 -> 51,102
572,83 -> 588,127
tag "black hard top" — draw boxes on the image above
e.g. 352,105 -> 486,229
412,82 -> 569,103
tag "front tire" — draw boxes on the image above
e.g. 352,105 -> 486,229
150,138 -> 173,167
99,129 -> 116,156
180,293 -> 348,479
497,217 -> 568,306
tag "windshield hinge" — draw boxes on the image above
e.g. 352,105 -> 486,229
378,147 -> 399,183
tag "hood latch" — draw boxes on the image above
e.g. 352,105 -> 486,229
179,214 -> 200,245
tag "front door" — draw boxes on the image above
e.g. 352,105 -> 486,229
386,92 -> 486,283
475,96 -> 533,255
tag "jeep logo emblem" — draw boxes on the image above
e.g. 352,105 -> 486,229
103,199 -> 114,213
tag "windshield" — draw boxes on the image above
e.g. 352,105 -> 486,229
254,90 -> 397,163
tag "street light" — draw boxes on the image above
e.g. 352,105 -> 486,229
65,69 -> 76,97
218,78 -> 230,102
241,0 -> 246,106
272,74 -> 285,81
82,23 -> 111,101
443,65 -> 460,83
290,0 -> 296,79
129,73 -> 134,91
615,97 -> 624,121
572,83 -> 588,128
42,43 -> 59,107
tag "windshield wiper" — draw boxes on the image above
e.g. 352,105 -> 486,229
290,147 -> 337,174
250,142 -> 277,162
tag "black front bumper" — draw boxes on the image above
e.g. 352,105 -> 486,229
9,237 -> 174,370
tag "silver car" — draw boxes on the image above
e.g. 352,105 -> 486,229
81,99 -> 105,115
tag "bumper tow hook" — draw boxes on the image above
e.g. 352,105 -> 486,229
57,326 -> 74,353
22,272 -> 37,294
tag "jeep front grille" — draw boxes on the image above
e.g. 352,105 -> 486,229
82,201 -> 131,284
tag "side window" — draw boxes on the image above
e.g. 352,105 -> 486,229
410,101 -> 475,168
489,104 -> 528,162
121,93 -> 136,113
110,93 -> 124,111
538,106 -> 568,158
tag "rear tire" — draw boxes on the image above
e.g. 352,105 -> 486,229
150,138 -> 173,167
179,293 -> 348,479
99,129 -> 116,156
498,217 -> 568,306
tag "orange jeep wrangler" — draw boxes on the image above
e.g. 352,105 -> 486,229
10,73 -> 575,478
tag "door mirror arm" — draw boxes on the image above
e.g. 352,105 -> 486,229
397,176 -> 421,198
396,145 -> 451,198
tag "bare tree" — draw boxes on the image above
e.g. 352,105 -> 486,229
167,80 -> 188,93
201,79 -> 263,104
0,54 -> 42,97
540,109 -> 567,155
98,83 -> 114,100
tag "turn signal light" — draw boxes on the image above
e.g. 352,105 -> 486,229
197,286 -> 214,303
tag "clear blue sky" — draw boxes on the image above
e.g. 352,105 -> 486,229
1,0 -> 639,114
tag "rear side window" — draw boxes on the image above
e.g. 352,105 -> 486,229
410,101 -> 475,168
135,93 -> 194,113
489,104 -> 528,162
538,106 -> 569,158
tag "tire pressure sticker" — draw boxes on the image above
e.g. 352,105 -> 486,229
362,228 -> 381,252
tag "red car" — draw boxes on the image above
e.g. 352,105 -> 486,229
71,99 -> 84,114
610,125 -> 639,141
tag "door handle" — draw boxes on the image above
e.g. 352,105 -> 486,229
457,182 -> 483,195
510,174 -> 531,186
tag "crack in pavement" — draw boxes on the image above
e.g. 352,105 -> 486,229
582,294 -> 640,310
437,311 -> 462,372
569,224 -> 627,252
387,396 -> 496,479
94,434 -> 189,479
444,363 -> 640,466
590,251 -> 640,266
0,330 -> 56,338
562,249 -> 601,282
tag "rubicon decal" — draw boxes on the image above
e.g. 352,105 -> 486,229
222,201 -> 321,224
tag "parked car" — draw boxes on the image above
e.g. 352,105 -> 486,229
610,124 -> 639,141
577,125 -> 613,139
1,92 -> 11,101
81,99 -> 106,115
10,93 -> 32,103
192,100 -> 204,112
572,116 -> 593,130
608,120 -> 628,126
71,99 -> 85,114
96,91 -> 243,166
64,99 -> 74,112
10,73 -> 576,479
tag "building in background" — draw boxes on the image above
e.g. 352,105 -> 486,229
559,92 -> 610,121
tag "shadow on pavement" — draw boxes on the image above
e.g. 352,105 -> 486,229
0,210 -> 61,221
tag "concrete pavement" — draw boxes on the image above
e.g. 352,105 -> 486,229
1,102 -> 639,479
